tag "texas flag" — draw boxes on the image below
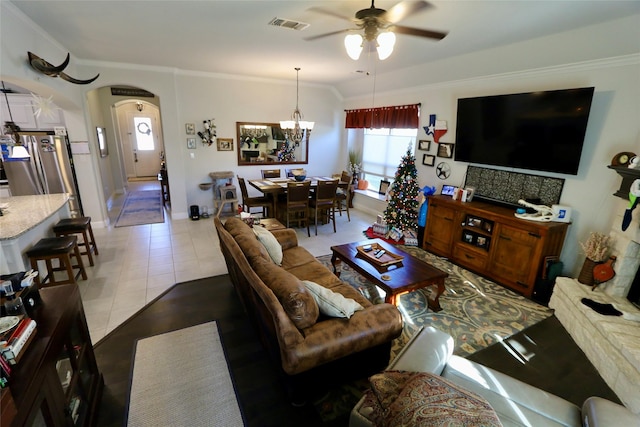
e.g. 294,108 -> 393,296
434,120 -> 447,143
423,114 -> 436,136
423,114 -> 448,142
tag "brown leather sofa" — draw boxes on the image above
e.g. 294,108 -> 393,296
214,217 -> 403,401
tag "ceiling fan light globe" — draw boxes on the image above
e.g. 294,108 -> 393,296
344,34 -> 364,60
376,31 -> 396,60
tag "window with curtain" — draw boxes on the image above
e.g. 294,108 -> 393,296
362,127 -> 418,192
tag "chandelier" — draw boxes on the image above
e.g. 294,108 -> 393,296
280,67 -> 314,146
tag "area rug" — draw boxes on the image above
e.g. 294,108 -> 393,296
126,321 -> 244,427
313,248 -> 553,422
317,245 -> 553,358
115,190 -> 164,227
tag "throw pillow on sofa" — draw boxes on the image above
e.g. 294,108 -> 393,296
253,225 -> 283,265
302,280 -> 364,318
253,259 -> 319,329
366,370 -> 503,427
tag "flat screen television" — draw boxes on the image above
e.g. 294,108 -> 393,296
454,87 -> 595,175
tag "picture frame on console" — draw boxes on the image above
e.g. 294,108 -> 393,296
379,180 -> 390,195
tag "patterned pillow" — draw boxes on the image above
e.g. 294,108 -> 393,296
368,370 -> 503,427
302,280 -> 364,318
253,225 -> 283,265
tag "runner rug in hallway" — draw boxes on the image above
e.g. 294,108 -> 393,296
126,321 -> 244,427
115,190 -> 164,227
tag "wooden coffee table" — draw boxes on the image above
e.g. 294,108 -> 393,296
330,239 -> 448,311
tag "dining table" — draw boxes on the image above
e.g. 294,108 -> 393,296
248,176 -> 348,219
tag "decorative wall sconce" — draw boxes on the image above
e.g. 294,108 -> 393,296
197,119 -> 216,146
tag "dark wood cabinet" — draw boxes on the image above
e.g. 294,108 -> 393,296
7,284 -> 103,427
423,200 -> 458,257
423,195 -> 569,297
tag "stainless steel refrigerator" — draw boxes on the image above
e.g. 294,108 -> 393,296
1,132 -> 83,216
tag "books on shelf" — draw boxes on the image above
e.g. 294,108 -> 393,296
0,318 -> 37,365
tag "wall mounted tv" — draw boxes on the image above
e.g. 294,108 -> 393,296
454,87 -> 595,175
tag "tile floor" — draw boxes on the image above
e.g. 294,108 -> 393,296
82,180 -> 377,343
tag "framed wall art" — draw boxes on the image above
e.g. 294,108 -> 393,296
422,154 -> 435,166
217,138 -> 233,151
185,123 -> 195,135
187,138 -> 196,149
437,143 -> 454,158
418,140 -> 431,151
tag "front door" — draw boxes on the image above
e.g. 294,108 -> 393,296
126,110 -> 163,177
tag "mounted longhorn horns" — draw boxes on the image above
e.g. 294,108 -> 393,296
28,51 -> 99,85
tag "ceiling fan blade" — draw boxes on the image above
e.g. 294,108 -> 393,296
393,25 -> 447,40
382,0 -> 432,24
307,6 -> 355,23
304,28 -> 352,41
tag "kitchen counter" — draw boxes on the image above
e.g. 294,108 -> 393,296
0,193 -> 70,274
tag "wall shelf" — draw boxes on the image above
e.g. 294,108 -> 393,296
608,165 -> 640,199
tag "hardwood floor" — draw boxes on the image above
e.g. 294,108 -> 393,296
468,315 -> 621,406
93,275 -> 334,427
93,275 -> 619,426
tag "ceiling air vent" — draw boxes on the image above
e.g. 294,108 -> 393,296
268,17 -> 310,31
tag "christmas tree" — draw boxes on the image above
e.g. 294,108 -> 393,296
383,144 -> 420,231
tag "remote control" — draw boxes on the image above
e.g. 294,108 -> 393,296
375,250 -> 385,259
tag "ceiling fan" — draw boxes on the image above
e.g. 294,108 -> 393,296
305,0 -> 447,60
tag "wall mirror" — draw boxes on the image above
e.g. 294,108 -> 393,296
236,122 -> 308,165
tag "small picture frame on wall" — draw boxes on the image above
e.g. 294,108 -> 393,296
422,154 -> 435,166
418,140 -> 431,151
379,180 -> 390,195
185,123 -> 195,135
217,138 -> 233,151
437,143 -> 454,158
187,138 -> 196,149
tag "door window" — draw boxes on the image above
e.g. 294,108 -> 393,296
134,118 -> 155,151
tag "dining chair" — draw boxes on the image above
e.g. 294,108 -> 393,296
309,179 -> 338,235
261,169 -> 281,179
237,176 -> 272,217
277,181 -> 311,237
335,171 -> 352,221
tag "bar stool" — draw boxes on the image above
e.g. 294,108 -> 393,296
53,217 -> 99,266
26,236 -> 87,288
